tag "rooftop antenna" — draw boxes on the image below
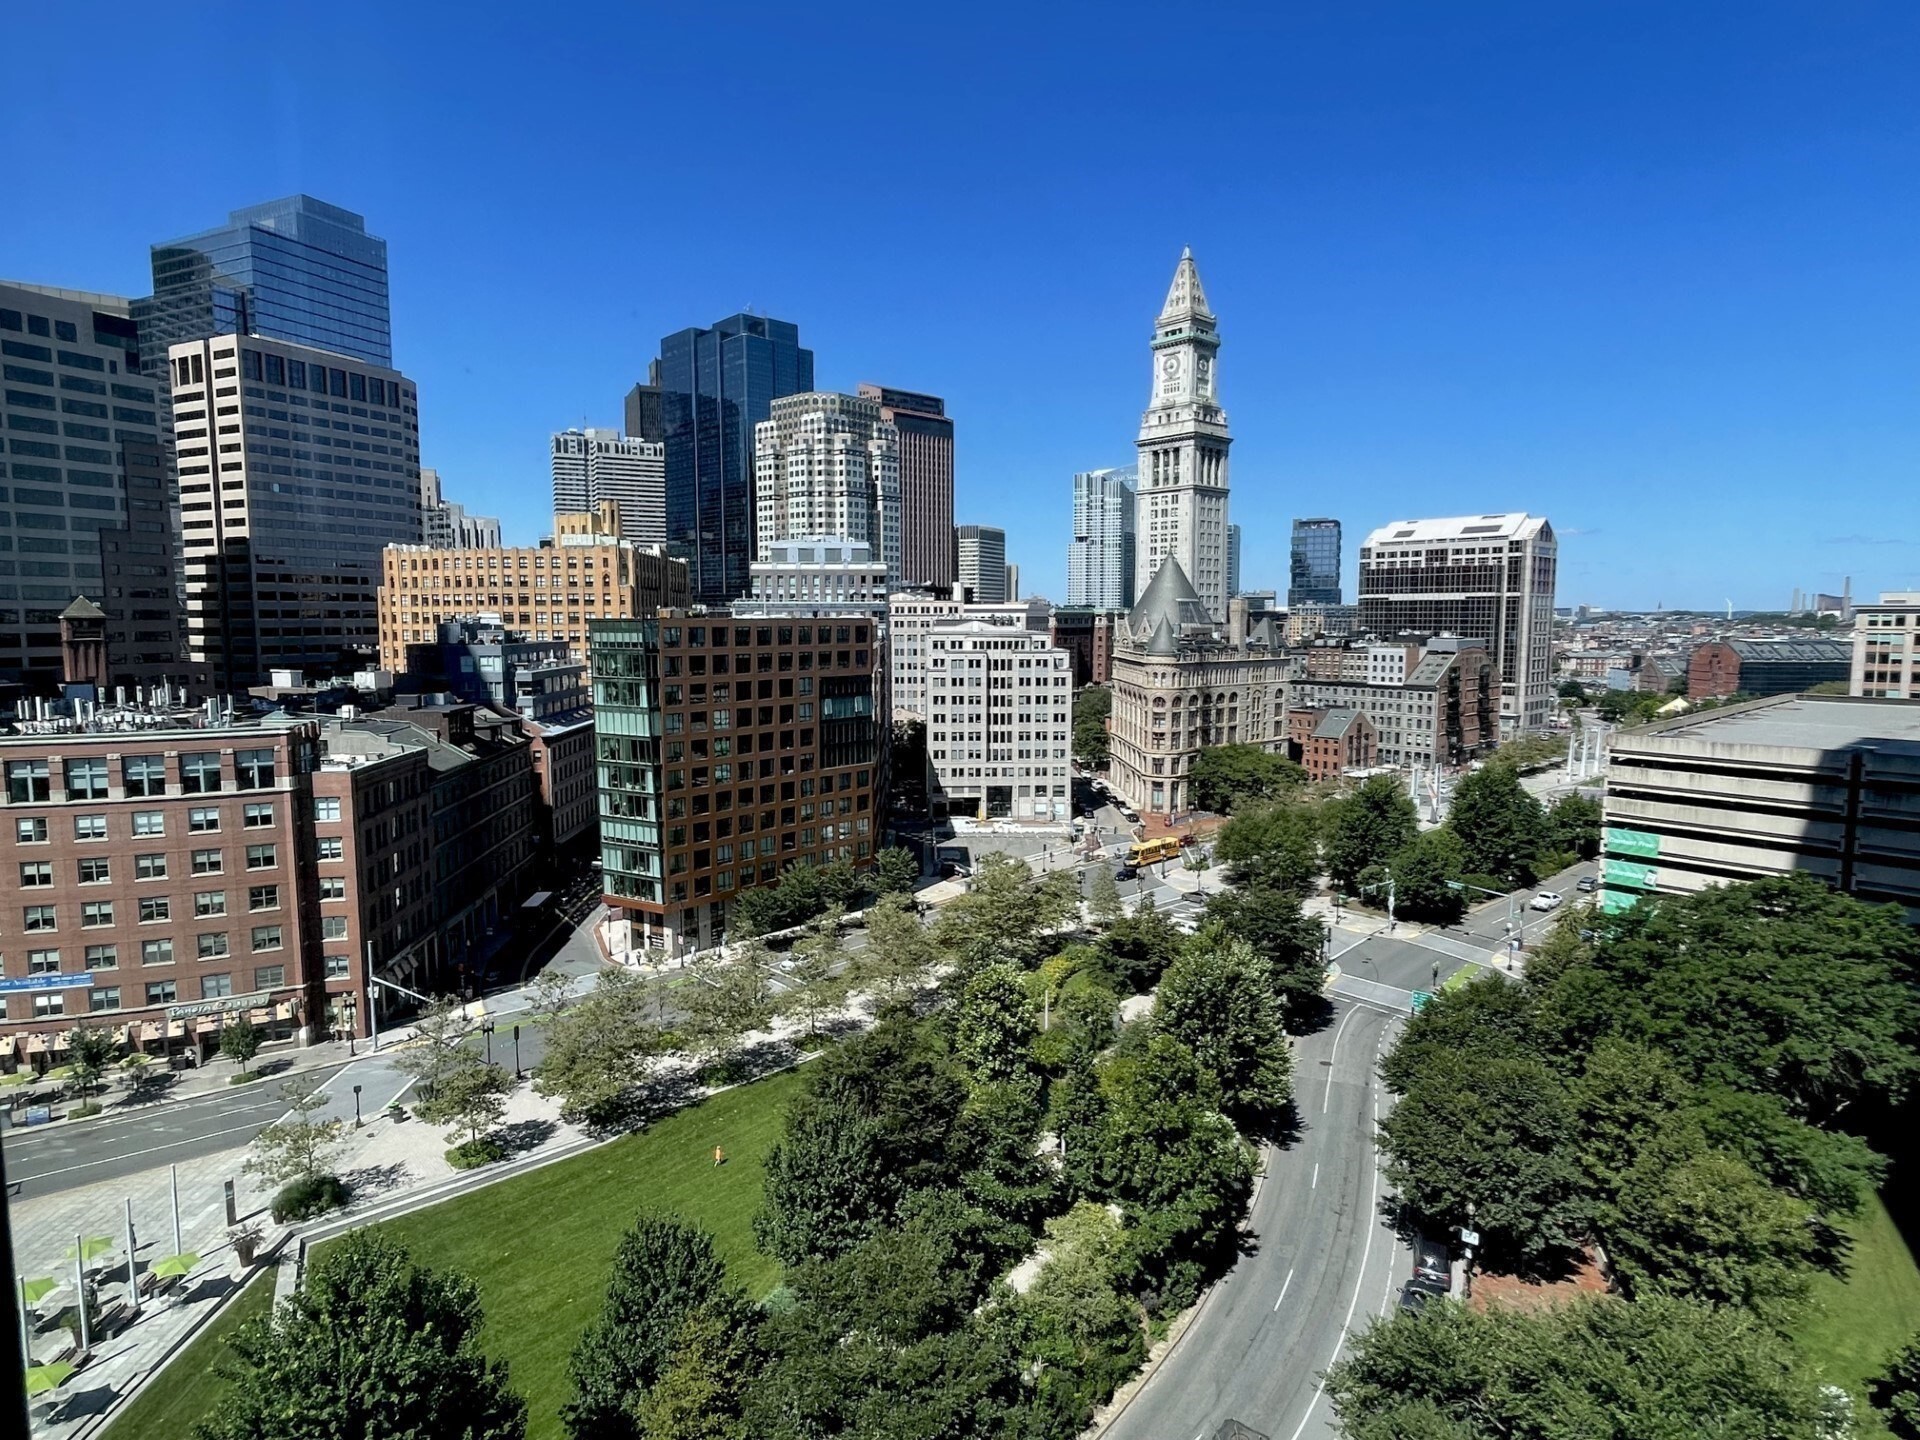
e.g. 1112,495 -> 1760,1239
1726,598 -> 1734,621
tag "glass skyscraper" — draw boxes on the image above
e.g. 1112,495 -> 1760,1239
133,196 -> 391,376
1289,517 -> 1343,607
657,314 -> 813,603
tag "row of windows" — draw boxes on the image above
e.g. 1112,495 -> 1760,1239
4,749 -> 277,802
23,967 -> 291,1018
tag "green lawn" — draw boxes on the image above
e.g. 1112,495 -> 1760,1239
101,1268 -> 274,1440
1798,1191 -> 1920,1435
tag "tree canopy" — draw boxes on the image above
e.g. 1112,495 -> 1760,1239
1072,687 -> 1112,766
1444,763 -> 1548,885
1324,774 -> 1418,892
1188,744 -> 1306,815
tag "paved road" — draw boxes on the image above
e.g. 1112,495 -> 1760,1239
1107,1000 -> 1406,1440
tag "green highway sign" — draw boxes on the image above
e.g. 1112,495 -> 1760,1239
1604,827 -> 1660,859
1410,990 -> 1434,1012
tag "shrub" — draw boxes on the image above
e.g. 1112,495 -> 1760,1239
69,1101 -> 103,1119
271,1173 -> 349,1222
228,1072 -> 262,1086
445,1138 -> 506,1170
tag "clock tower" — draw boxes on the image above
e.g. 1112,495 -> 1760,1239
1135,248 -> 1232,620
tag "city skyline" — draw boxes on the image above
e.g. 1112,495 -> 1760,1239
5,6 -> 1918,610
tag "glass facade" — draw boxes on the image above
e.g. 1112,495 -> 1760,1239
1289,517 -> 1342,607
589,618 -> 664,907
657,314 -> 813,604
134,196 -> 391,377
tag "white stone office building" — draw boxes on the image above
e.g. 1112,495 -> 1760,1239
925,620 -> 1072,820
550,428 -> 666,547
887,592 -> 1049,719
954,525 -> 1007,603
739,537 -> 889,614
420,468 -> 501,549
753,392 -> 901,582
1356,513 -> 1557,736
1135,250 -> 1232,621
1067,465 -> 1136,610
167,334 -> 424,690
1852,592 -> 1920,700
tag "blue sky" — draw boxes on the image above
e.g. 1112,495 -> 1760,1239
5,2 -> 1917,609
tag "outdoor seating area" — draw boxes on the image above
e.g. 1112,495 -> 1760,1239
0,1001 -> 301,1084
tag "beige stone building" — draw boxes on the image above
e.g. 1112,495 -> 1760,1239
377,512 -> 688,669
1852,592 -> 1920,700
1107,558 -> 1290,817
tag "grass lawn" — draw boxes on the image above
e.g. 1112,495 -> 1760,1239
1798,1191 -> 1920,1435
358,1066 -> 801,1439
101,1268 -> 274,1440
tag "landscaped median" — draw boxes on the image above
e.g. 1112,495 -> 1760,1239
100,1068 -> 802,1440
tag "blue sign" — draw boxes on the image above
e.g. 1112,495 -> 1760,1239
0,972 -> 97,993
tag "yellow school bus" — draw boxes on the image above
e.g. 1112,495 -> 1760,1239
1127,836 -> 1183,867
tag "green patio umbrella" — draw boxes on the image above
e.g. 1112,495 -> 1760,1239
26,1360 -> 76,1396
150,1253 -> 200,1279
63,1236 -> 113,1266
21,1276 -> 60,1306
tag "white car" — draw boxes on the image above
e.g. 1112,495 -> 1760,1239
1529,891 -> 1563,912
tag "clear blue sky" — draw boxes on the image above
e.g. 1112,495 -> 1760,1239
6,2 -> 1917,610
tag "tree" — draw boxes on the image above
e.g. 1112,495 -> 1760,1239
956,1079 -> 1056,1230
1445,762 -> 1548,885
1324,774 -> 1418,892
631,1306 -> 757,1440
1376,1052 -> 1588,1271
1202,883 -> 1327,1020
1087,865 -> 1124,928
1388,829 -> 1467,923
932,851 -> 1077,971
953,962 -> 1036,1089
1152,937 -> 1292,1128
1871,1332 -> 1920,1440
1213,798 -> 1322,894
679,940 -> 775,1070
244,1082 -> 345,1187
816,859 -> 861,909
873,846 -> 920,895
782,907 -> 851,1044
1188,744 -> 1306,815
527,967 -> 576,1023
563,1214 -> 747,1440
1325,1292 -> 1825,1440
533,966 -> 659,1128
66,1025 -> 120,1097
1072,686 -> 1112,766
1379,973 -> 1544,1096
804,1012 -> 971,1194
218,1018 -> 263,1075
1544,792 -> 1603,861
859,894 -> 938,1002
395,995 -> 475,1098
755,1102 -> 902,1266
412,1047 -> 514,1153
199,1229 -> 525,1440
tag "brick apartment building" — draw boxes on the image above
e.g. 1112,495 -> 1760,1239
1287,707 -> 1378,782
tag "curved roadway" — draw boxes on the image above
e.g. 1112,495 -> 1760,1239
1108,999 -> 1407,1440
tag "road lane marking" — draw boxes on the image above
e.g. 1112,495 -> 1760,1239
1322,1004 -> 1359,1113
1273,1267 -> 1295,1311
1311,1162 -> 1319,1190
13,1119 -> 267,1182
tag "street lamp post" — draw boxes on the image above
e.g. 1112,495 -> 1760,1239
352,1084 -> 363,1130
482,1019 -> 495,1067
513,1023 -> 522,1079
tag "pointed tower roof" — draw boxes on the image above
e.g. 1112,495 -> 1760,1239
1158,247 -> 1214,324
60,595 -> 107,621
1126,556 -> 1213,647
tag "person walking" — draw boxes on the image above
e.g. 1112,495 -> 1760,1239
713,1145 -> 726,1167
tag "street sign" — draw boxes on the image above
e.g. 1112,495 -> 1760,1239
1410,989 -> 1433,1013
166,990 -> 272,1022
1459,1227 -> 1481,1248
0,972 -> 96,993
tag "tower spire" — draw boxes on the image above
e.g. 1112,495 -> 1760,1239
1158,248 -> 1213,323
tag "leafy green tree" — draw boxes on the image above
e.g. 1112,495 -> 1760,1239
816,859 -> 861,909
1153,937 -> 1292,1128
1444,763 -> 1548,885
631,1305 -> 756,1440
755,1101 -> 903,1266
679,939 -> 776,1069
1087,864 -> 1124,927
1189,744 -> 1307,814
1377,1051 -> 1588,1271
533,966 -> 659,1127
954,962 -> 1036,1088
1072,686 -> 1112,766
217,1018 -> 262,1076
1544,792 -> 1603,860
804,1012 -> 970,1194
1871,1332 -> 1920,1439
526,966 -> 576,1023
872,845 -> 921,895
413,1047 -> 514,1152
1213,798 -> 1321,894
199,1230 -> 525,1440
1387,829 -> 1468,923
66,1025 -> 121,1096
244,1082 -> 345,1188
956,1079 -> 1057,1230
1324,774 -> 1419,891
1094,903 -> 1185,994
563,1215 -> 748,1440
1689,1083 -> 1883,1217
782,908 -> 851,1044
1202,882 -> 1327,1020
394,995 -> 475,1097
858,893 -> 938,1002
1326,1292 -> 1825,1440
1566,1036 -> 1691,1206
933,851 -> 1077,971
1379,971 -> 1543,1096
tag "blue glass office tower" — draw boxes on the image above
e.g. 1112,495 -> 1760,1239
134,196 -> 391,375
657,314 -> 814,602
1289,517 -> 1343,606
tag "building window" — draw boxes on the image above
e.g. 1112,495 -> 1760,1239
243,802 -> 274,828
145,981 -> 177,1005
19,861 -> 52,887
26,948 -> 60,975
319,876 -> 346,901
7,760 -> 50,802
89,986 -> 121,1013
65,758 -> 108,800
324,954 -> 351,979
195,891 -> 227,917
139,896 -> 171,923
16,816 -> 47,843
180,753 -> 222,793
198,932 -> 230,959
313,796 -> 341,822
189,807 -> 220,832
85,944 -> 117,970
316,837 -> 342,861
34,993 -> 65,1019
123,754 -> 166,796
73,814 -> 106,841
245,844 -> 277,870
254,965 -> 286,989
141,939 -> 174,966
201,974 -> 233,1000
248,885 -> 279,911
234,748 -> 276,790
191,848 -> 223,875
250,925 -> 283,953
23,905 -> 56,932
81,900 -> 113,928
135,852 -> 167,879
132,811 -> 164,836
322,916 -> 348,940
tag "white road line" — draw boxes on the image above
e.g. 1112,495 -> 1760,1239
1322,1004 -> 1359,1113
1311,1162 -> 1320,1190
1287,1028 -> 1388,1440
13,1119 -> 267,1181
1273,1266 -> 1295,1311
1378,1239 -> 1399,1317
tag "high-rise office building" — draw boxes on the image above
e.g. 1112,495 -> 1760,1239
551,429 -> 666,546
625,364 -> 665,443
924,621 -> 1073,821
420,469 -> 501,549
167,334 -> 424,690
656,313 -> 815,603
135,197 -> 391,373
857,384 -> 954,589
1227,524 -> 1242,597
1067,465 -> 1136,611
954,525 -> 1008,603
1356,513 -> 1557,735
0,283 -> 188,692
753,393 -> 901,580
1135,249 -> 1232,621
1289,517 -> 1342,606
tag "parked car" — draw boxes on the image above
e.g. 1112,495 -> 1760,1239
1413,1232 -> 1452,1287
1399,1279 -> 1447,1311
1115,864 -> 1140,882
1576,875 -> 1598,893
1530,890 -> 1564,912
